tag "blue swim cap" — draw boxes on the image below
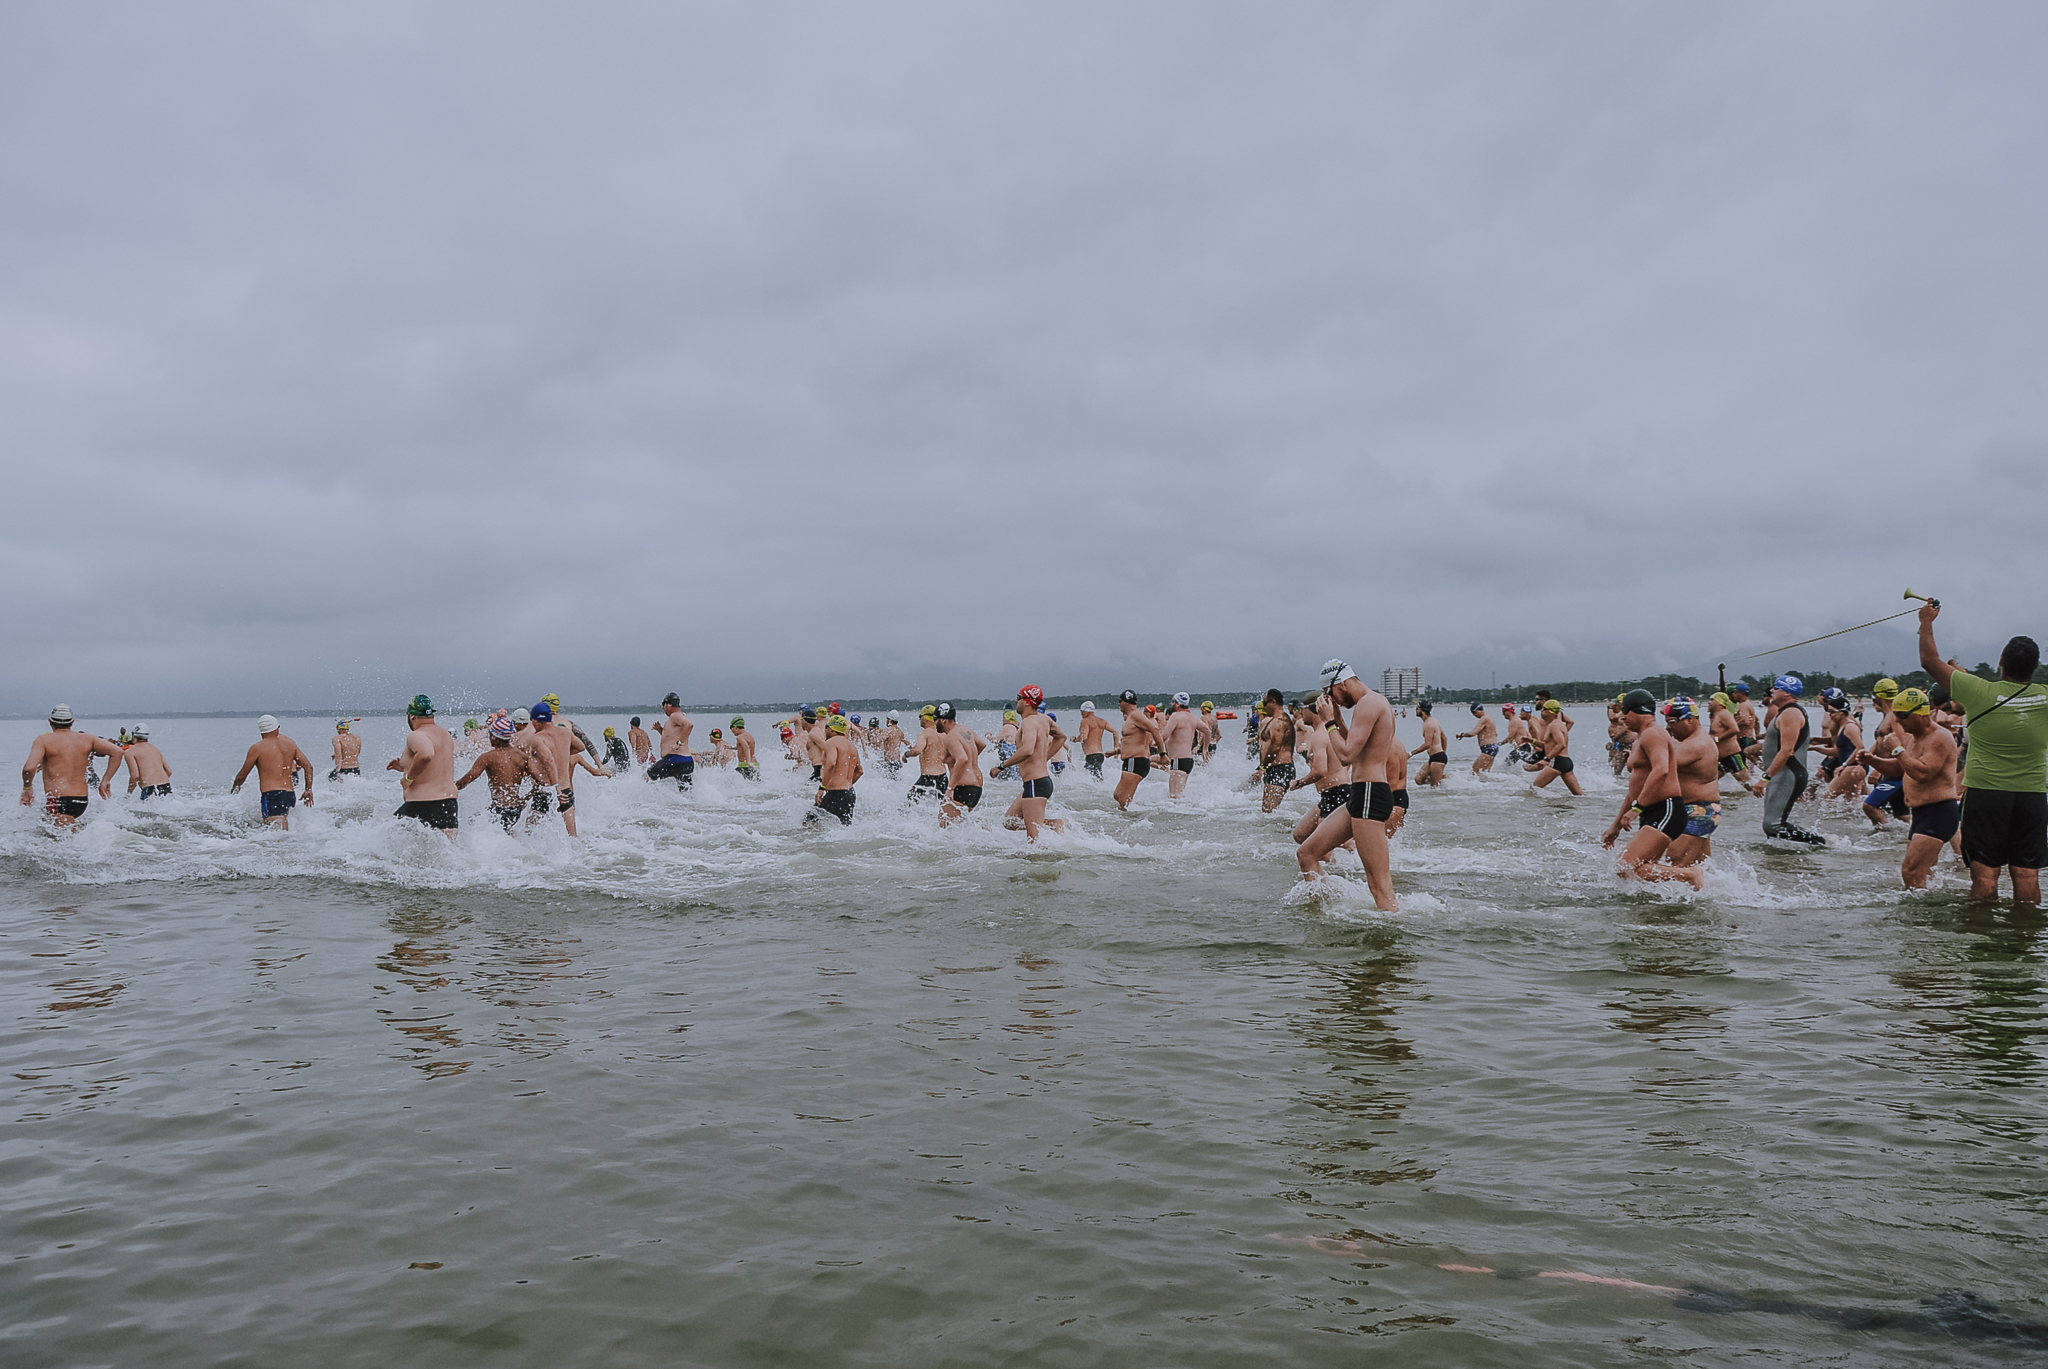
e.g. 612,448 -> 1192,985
530,700 -> 554,721
1773,674 -> 1804,697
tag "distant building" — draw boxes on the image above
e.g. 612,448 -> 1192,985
1381,666 -> 1423,702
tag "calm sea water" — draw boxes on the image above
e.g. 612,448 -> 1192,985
3,710 -> 2043,1367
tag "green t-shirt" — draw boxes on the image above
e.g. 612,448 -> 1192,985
1948,671 -> 2048,792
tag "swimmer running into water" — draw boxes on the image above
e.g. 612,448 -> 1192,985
1601,689 -> 1704,889
20,705 -> 124,831
233,715 -> 316,832
1457,702 -> 1500,776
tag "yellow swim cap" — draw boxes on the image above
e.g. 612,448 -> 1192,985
919,705 -> 937,718
1894,687 -> 1933,716
1711,692 -> 1732,710
1874,678 -> 1900,699
1004,709 -> 1018,721
604,726 -> 616,736
1543,699 -> 1562,713
1202,700 -> 1214,710
829,714 -> 849,733
543,692 -> 562,708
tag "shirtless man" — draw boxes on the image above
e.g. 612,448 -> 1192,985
330,719 -> 362,781
540,694 -> 599,768
1502,705 -> 1533,764
1527,700 -> 1584,795
995,685 -> 1068,841
1730,681 -> 1763,765
628,716 -> 653,766
530,700 -> 608,834
228,715 -> 316,831
731,717 -> 761,779
1861,681 -> 1910,828
699,729 -> 736,767
805,714 -> 863,826
20,705 -> 124,830
1706,693 -> 1758,794
799,708 -> 829,785
1290,700 -> 1353,845
112,723 -> 174,798
1158,692 -> 1200,798
906,706 -> 952,802
1662,699 -> 1725,869
456,715 -> 546,830
1296,661 -> 1400,909
1257,689 -> 1297,812
1855,687 -> 1960,889
1601,690 -> 1702,888
1606,698 -> 1632,776
1384,736 -> 1410,838
384,694 -> 459,836
935,704 -> 988,825
647,693 -> 696,789
1412,701 -> 1448,787
1199,701 -> 1220,761
991,710 -> 1022,780
1458,702 -> 1501,776
1112,690 -> 1164,811
1076,703 -> 1118,780
878,712 -> 906,777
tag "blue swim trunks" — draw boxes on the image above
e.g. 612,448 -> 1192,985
1684,800 -> 1721,838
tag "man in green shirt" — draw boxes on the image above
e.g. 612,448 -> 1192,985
1919,602 -> 2047,902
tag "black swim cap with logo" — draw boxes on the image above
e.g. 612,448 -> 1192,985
935,703 -> 957,721
1622,689 -> 1658,716
662,692 -> 681,707
1118,689 -> 1138,704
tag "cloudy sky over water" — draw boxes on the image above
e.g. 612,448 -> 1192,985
3,2 -> 2043,714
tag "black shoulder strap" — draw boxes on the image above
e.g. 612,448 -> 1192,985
1966,681 -> 2046,728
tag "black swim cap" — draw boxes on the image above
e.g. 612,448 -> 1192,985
1621,689 -> 1658,716
630,716 -> 641,727
935,703 -> 956,721
1118,689 -> 1138,704
662,692 -> 681,707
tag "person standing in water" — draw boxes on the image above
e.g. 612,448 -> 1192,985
731,717 -> 761,780
457,715 -> 547,830
603,727 -> 631,770
999,685 -> 1068,841
1662,698 -> 1724,871
877,712 -> 906,777
112,723 -> 174,798
385,695 -> 459,836
1076,703 -> 1117,780
806,714 -> 863,826
905,706 -> 951,802
1527,700 -> 1583,795
330,719 -> 362,781
1296,660 -> 1400,909
627,716 -> 653,766
1730,680 -> 1763,764
1856,687 -> 1961,890
647,693 -> 696,789
233,715 -> 316,831
529,700 -> 607,835
1758,674 -> 1825,844
1158,693 -> 1199,798
1112,690 -> 1163,811
936,704 -> 988,825
1918,602 -> 2047,902
1458,702 -> 1500,776
1413,701 -> 1449,787
1258,689 -> 1297,812
1601,690 -> 1703,889
20,705 -> 124,830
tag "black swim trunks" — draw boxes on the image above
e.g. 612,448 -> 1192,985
493,804 -> 524,831
528,788 -> 554,814
1550,755 -> 1575,775
1718,754 -> 1747,776
1636,796 -> 1688,840
1344,781 -> 1394,823
1317,783 -> 1352,818
1172,757 -> 1195,773
395,797 -> 460,830
1121,757 -> 1151,777
1390,788 -> 1409,810
330,767 -> 360,779
1021,776 -> 1053,800
261,789 -> 296,818
1960,789 -> 2047,870
882,760 -> 901,778
809,764 -> 823,783
647,755 -> 695,788
1084,753 -> 1104,778
1263,763 -> 1296,788
1427,751 -> 1448,766
139,784 -> 172,799
910,772 -> 950,800
45,794 -> 89,819
807,788 -> 857,825
951,784 -> 983,811
1909,798 -> 1962,844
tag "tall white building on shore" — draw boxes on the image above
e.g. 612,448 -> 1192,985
1382,666 -> 1423,702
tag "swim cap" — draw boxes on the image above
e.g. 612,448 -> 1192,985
512,708 -> 531,726
779,726 -> 794,739
1820,687 -> 1846,705
663,692 -> 681,707
1711,692 -> 1732,711
47,704 -> 73,724
936,703 -> 957,721
1663,696 -> 1698,721
1621,690 -> 1657,716
542,693 -> 562,709
828,702 -> 843,715
1202,700 -> 1214,710
1172,691 -> 1190,707
829,715 -> 848,733
1773,674 -> 1804,697
1045,711 -> 1058,722
530,701 -> 553,721
1019,685 -> 1045,708
630,716 -> 641,727
886,711 -> 899,721
1470,703 -> 1483,715
1118,690 -> 1138,705
710,729 -> 722,739
133,723 -> 149,738
919,705 -> 937,718
258,714 -> 280,733
1730,680 -> 1752,695
489,716 -> 517,740
336,719 -> 351,731
1004,709 -> 1018,722
1081,702 -> 1096,713
1894,687 -> 1933,716
1873,678 -> 1900,700
801,708 -> 817,722
732,716 -> 746,729
1320,659 -> 1360,685
1144,704 -> 1157,715
464,718 -> 479,730
849,714 -> 862,725
604,726 -> 616,737
1501,706 -> 1515,717
1541,700 -> 1561,713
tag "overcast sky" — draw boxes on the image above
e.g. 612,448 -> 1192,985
3,2 -> 2043,714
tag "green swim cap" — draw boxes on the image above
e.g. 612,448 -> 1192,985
731,716 -> 745,728
408,694 -> 435,717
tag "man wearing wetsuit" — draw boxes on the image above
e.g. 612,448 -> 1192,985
1758,675 -> 1824,844
1920,603 -> 2048,902
1856,687 -> 1960,889
1601,690 -> 1703,888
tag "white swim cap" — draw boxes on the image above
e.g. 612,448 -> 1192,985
258,715 -> 279,734
887,710 -> 900,721
48,704 -> 74,724
1320,659 -> 1360,685
1173,691 -> 1190,707
1081,702 -> 1095,713
512,708 -> 531,726
133,723 -> 150,738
